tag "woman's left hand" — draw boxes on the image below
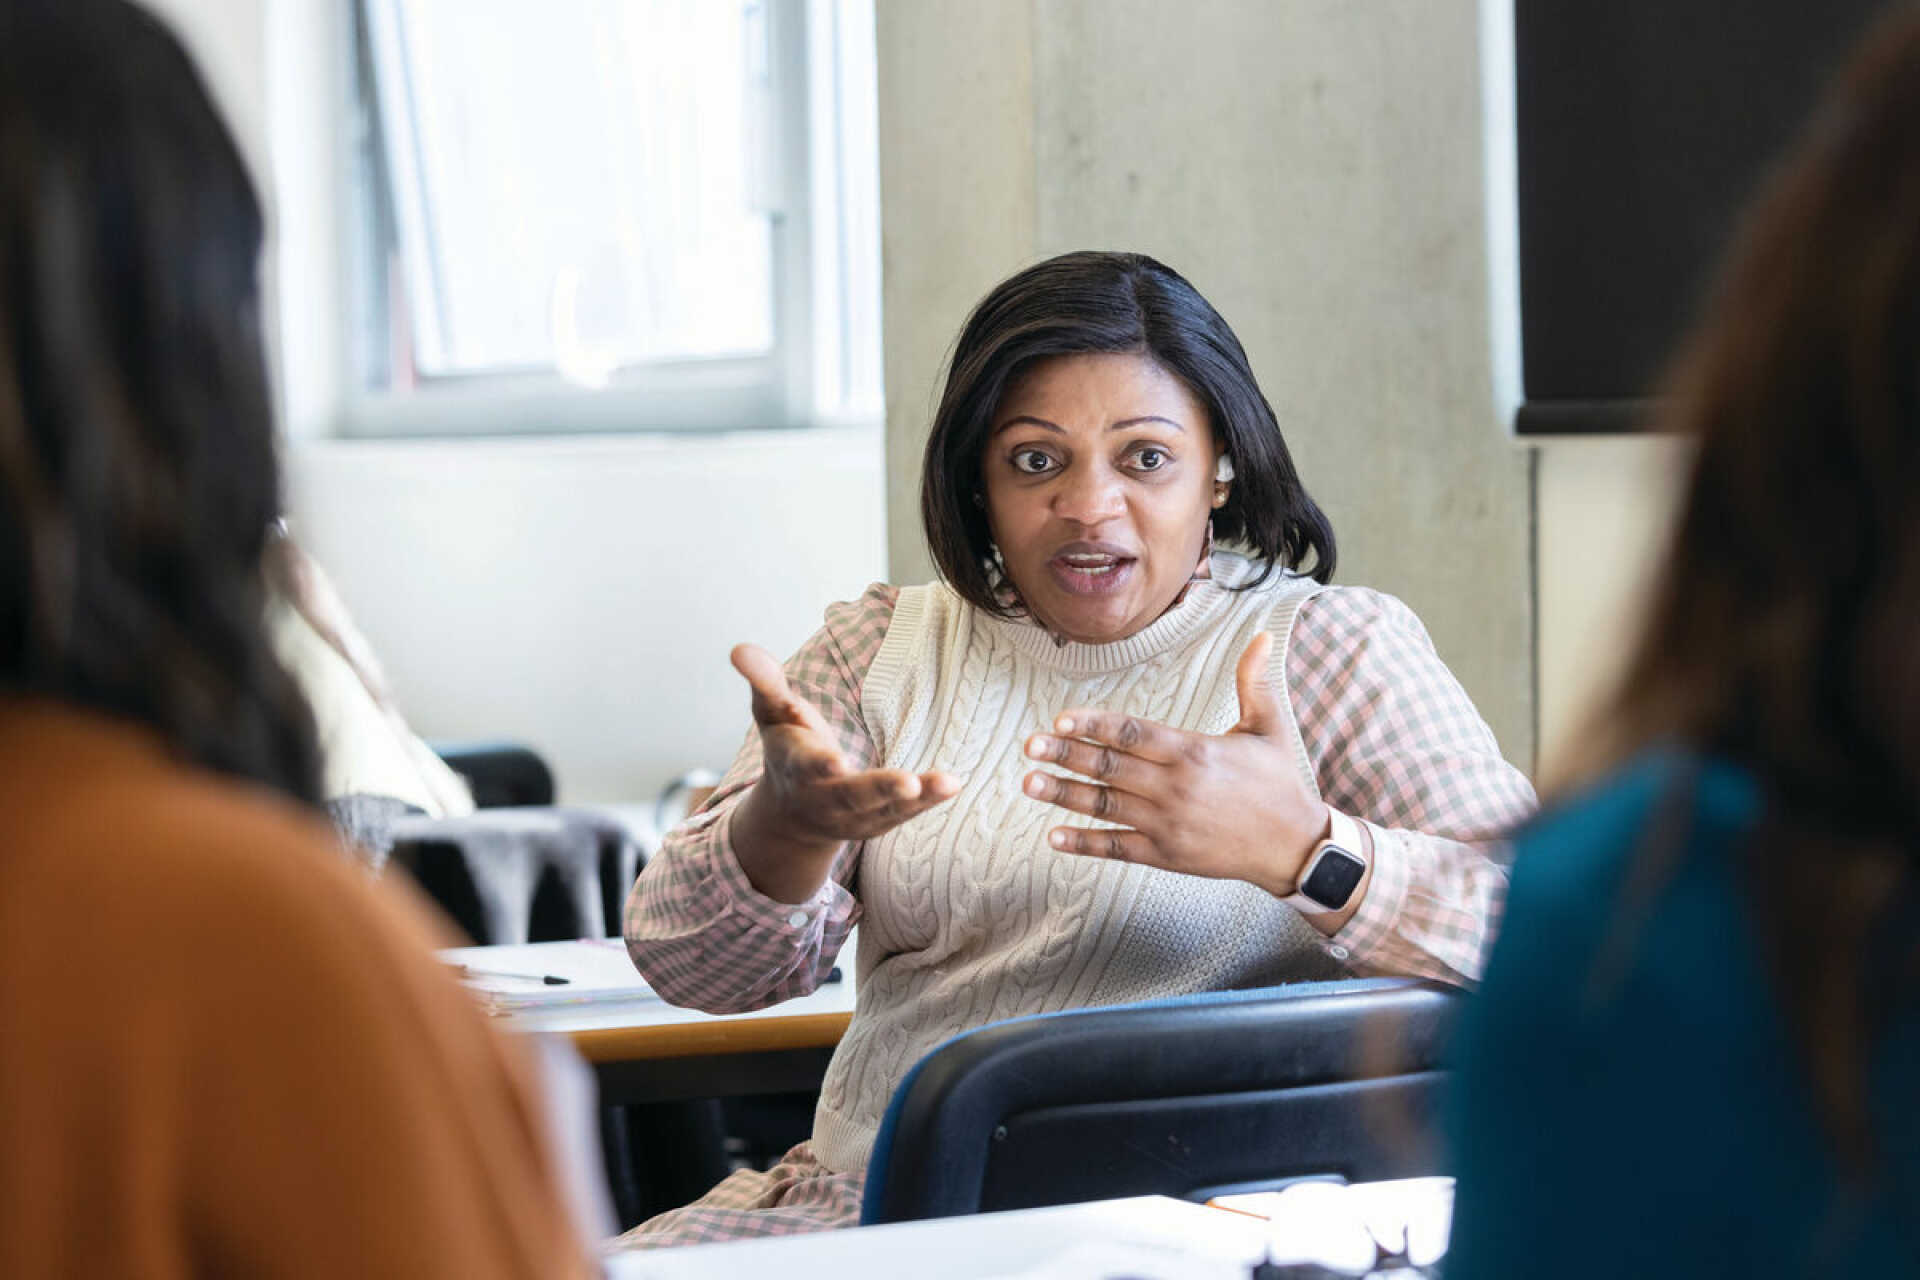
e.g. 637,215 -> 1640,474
1021,632 -> 1330,899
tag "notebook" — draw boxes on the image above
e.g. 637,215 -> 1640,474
438,938 -> 658,1015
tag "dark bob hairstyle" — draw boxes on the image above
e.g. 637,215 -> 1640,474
920,250 -> 1336,616
0,0 -> 321,805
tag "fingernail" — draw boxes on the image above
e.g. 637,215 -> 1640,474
1054,717 -> 1075,734
1024,774 -> 1046,796
1050,831 -> 1069,849
1026,735 -> 1052,758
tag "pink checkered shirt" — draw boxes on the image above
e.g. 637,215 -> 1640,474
626,582 -> 1536,1004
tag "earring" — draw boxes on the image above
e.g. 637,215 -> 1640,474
972,492 -> 985,508
987,541 -> 1011,590
1212,485 -> 1229,509
987,542 -> 1028,611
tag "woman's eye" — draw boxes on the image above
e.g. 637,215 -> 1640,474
1131,447 -> 1168,472
1012,449 -> 1055,475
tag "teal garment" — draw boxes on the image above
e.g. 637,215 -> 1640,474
1445,752 -> 1920,1277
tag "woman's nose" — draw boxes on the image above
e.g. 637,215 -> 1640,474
1052,462 -> 1126,525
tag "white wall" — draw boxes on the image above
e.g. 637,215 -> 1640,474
1532,436 -> 1690,781
285,431 -> 886,803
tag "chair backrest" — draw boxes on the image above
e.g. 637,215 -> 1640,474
860,977 -> 1460,1225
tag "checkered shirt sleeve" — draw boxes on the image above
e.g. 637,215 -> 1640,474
623,584 -> 898,1012
1287,586 -> 1537,986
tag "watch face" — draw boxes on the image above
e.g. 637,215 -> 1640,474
1300,846 -> 1367,909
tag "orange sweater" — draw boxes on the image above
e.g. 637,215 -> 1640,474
0,701 -> 588,1277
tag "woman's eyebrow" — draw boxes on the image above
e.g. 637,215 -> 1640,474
992,415 -> 1064,435
991,414 -> 1187,435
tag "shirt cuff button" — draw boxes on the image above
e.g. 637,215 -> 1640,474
786,909 -> 810,929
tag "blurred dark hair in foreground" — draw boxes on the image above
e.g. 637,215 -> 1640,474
1573,2 -> 1920,1170
0,0 -> 320,804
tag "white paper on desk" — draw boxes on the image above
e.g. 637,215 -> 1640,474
1214,1178 -> 1456,1271
991,1240 -> 1245,1280
439,938 -> 658,1013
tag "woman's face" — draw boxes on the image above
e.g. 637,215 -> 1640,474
982,351 -> 1220,644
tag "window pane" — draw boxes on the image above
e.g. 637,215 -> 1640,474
376,0 -> 774,380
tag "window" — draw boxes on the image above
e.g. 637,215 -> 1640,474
347,0 -> 879,436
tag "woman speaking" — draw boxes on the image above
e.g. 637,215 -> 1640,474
620,250 -> 1535,1246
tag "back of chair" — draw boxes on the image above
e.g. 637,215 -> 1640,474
861,977 -> 1459,1224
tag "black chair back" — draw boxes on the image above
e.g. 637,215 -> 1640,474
861,977 -> 1459,1224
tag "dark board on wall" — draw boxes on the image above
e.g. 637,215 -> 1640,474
1514,0 -> 1889,434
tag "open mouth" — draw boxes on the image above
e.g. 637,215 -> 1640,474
1048,548 -> 1136,594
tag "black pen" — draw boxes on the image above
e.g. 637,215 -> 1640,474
453,965 -> 570,986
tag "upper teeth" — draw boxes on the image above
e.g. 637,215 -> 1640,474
1063,555 -> 1115,565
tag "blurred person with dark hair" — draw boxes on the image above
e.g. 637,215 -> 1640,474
1447,7 -> 1920,1274
0,1 -> 588,1273
617,248 -> 1536,1246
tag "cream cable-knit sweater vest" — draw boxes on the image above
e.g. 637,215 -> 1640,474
810,554 -> 1347,1174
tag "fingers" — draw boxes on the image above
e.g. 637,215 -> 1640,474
1233,631 -> 1279,735
1023,732 -> 1157,794
819,768 -> 922,815
732,643 -> 833,736
732,643 -> 797,724
810,768 -> 962,834
890,771 -> 963,826
1046,708 -> 1188,764
1046,824 -> 1160,865
1022,769 -> 1146,829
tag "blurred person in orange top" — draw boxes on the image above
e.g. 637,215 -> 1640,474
0,1 -> 591,1274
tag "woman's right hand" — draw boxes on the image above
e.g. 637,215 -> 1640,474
726,643 -> 961,903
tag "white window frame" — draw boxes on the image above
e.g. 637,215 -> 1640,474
332,0 -> 878,440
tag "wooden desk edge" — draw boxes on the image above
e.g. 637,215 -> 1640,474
567,1010 -> 854,1064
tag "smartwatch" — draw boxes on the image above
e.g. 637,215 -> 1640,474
1283,810 -> 1368,914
